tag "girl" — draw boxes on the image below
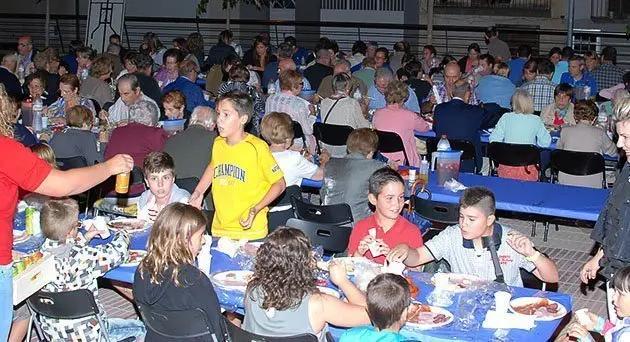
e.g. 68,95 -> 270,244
133,203 -> 227,342
242,227 -> 370,341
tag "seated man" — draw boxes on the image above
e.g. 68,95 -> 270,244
317,59 -> 367,100
367,67 -> 420,113
163,60 -> 214,112
422,63 -> 479,114
103,73 -> 160,125
476,59 -> 516,111
388,186 -> 559,287
560,56 -> 598,100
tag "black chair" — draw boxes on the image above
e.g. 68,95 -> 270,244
312,122 -> 354,154
374,130 -> 409,166
426,137 -> 478,173
290,196 -> 353,226
90,98 -> 102,114
224,316 -> 319,342
137,303 -> 225,340
410,198 -> 459,240
56,156 -> 92,214
175,177 -> 200,194
487,142 -> 542,180
26,289 -> 112,342
292,121 -> 308,148
286,218 -> 352,254
550,149 -> 606,188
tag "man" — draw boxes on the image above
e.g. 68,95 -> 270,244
109,33 -> 128,64
472,53 -> 494,85
484,26 -> 510,62
507,45 -> 531,86
347,40 -> 367,71
103,73 -> 159,125
317,59 -> 367,99
262,42 -> 292,87
476,58 -> 516,110
284,36 -> 309,67
374,47 -> 390,70
422,63 -> 479,113
592,46 -> 627,91
163,60 -> 214,112
62,40 -> 83,74
304,48 -> 334,91
132,53 -> 163,108
434,80 -> 490,173
367,67 -> 420,112
560,56 -> 598,99
271,58 -> 311,94
97,43 -> 123,77
404,61 -> 432,103
205,30 -> 238,70
0,53 -> 22,99
163,106 -> 217,210
353,57 -> 377,88
17,35 -> 35,74
551,46 -> 573,84
521,58 -> 556,113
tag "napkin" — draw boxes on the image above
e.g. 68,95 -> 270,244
83,217 -> 110,239
216,237 -> 248,258
482,311 -> 536,330
197,235 -> 212,278
382,261 -> 406,276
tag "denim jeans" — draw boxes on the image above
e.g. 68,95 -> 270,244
0,263 -> 13,341
107,318 -> 146,341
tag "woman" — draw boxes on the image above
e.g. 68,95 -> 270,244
116,51 -> 138,81
458,43 -> 481,75
541,83 -> 576,127
21,72 -> 48,127
162,90 -> 188,121
80,56 -> 114,107
154,49 -> 183,90
320,73 -> 369,157
49,105 -> 104,165
173,37 -> 200,72
143,32 -> 167,70
243,227 -> 369,341
372,80 -> 430,167
47,73 -> 96,123
556,100 -> 617,188
187,32 -> 205,67
521,58 -> 538,85
245,37 -> 276,81
218,63 -> 264,135
421,44 -> 438,75
134,203 -> 227,342
489,89 -> 552,181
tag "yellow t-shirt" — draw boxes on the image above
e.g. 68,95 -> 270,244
211,134 -> 284,240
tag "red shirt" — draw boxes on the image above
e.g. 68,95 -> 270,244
347,214 -> 424,264
0,137 -> 52,265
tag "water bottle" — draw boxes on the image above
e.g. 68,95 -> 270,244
437,134 -> 451,151
80,67 -> 89,80
267,80 -> 276,95
419,156 -> 430,183
17,64 -> 25,84
406,169 -> 417,198
583,85 -> 591,99
598,111 -> 609,131
352,88 -> 362,101
32,97 -> 43,132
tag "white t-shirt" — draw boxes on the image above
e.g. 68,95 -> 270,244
272,150 -> 318,187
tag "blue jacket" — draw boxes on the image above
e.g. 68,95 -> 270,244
560,72 -> 598,98
507,58 -> 527,86
163,77 -> 215,111
476,75 -> 516,110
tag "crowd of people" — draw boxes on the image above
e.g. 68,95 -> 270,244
1,24 -> 630,341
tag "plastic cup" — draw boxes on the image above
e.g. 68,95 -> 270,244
115,172 -> 130,194
368,241 -> 381,257
494,291 -> 512,313
41,116 -> 48,129
434,273 -> 450,289
386,261 -> 406,275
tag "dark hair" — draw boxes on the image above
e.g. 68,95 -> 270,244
554,83 -> 573,98
68,39 -> 84,53
423,45 -> 437,57
561,46 -> 574,59
624,71 -> 630,85
369,167 -> 404,197
118,73 -> 139,91
404,61 -> 422,79
217,89 -> 253,122
173,37 -> 189,55
367,274 -> 410,330
517,45 -> 532,58
548,47 -> 562,58
375,47 -> 390,60
396,68 -> 411,80
573,100 -> 598,122
283,36 -> 297,47
601,46 -> 617,64
75,46 -> 95,60
222,54 -> 241,72
393,41 -> 409,53
109,33 -> 121,41
277,42 -> 293,59
584,50 -> 598,60
134,53 -> 154,70
537,58 -> 555,76
467,43 -> 481,54
123,51 -> 138,64
218,30 -> 233,44
479,54 -> 495,66
440,55 -> 457,68
523,58 -> 538,74
163,48 -> 184,65
352,41 -> 367,55
25,71 -> 47,89
228,63 -> 250,82
485,26 -> 498,37
612,265 -> 630,294
459,186 -> 496,217
143,151 -> 175,177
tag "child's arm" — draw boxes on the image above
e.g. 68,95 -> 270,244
74,231 -> 131,278
309,150 -> 330,181
190,161 -> 213,209
387,244 -> 435,267
240,178 -> 286,228
506,231 -> 559,283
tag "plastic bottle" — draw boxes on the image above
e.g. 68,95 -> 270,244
267,80 -> 276,95
406,169 -> 417,198
437,134 -> 451,151
32,97 -> 43,132
419,156 -> 430,183
80,67 -> 89,80
17,64 -> 25,84
583,85 -> 591,99
352,88 -> 362,101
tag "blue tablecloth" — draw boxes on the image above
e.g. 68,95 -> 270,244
415,129 -> 559,150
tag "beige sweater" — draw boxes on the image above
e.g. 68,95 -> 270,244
540,102 -> 576,127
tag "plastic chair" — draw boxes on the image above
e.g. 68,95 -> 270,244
312,122 -> 354,154
26,289 -> 112,342
426,137 -> 478,173
137,303 -> 225,340
374,130 -> 409,166
550,149 -> 606,188
56,156 -> 92,214
410,197 -> 460,228
175,177 -> 200,194
487,142 -> 542,180
292,121 -> 308,148
290,196 -> 353,226
93,166 -> 145,217
224,316 -> 319,342
286,218 -> 352,254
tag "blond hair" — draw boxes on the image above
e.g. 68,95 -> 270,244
614,97 -> 630,122
138,203 -> 208,286
493,62 -> 510,77
347,128 -> 378,156
260,111 -> 294,145
385,80 -> 409,105
41,198 -> 79,241
30,143 -> 57,168
65,105 -> 94,128
511,89 -> 534,114
0,84 -> 15,138
279,70 -> 302,92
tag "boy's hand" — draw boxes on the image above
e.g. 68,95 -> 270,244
84,223 -> 100,241
239,207 -> 258,229
188,191 -> 203,209
375,239 -> 391,255
575,311 -> 599,331
387,244 -> 410,263
328,260 -> 349,286
319,150 -> 330,165
565,322 -> 591,340
506,231 -> 536,258
357,235 -> 374,256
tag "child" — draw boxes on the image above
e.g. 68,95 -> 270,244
29,143 -> 56,167
243,227 -> 370,340
189,90 -> 285,240
562,265 -> 630,341
387,186 -> 559,287
340,274 -> 410,342
320,128 -> 386,222
39,198 -> 145,341
541,83 -> 576,127
260,111 -> 329,231
137,151 -> 190,222
347,168 -> 423,264
133,203 -> 227,342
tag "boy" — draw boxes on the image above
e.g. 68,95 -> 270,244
321,128 -> 386,222
387,186 -> 559,287
560,56 -> 598,99
137,151 -> 190,222
189,90 -> 285,240
39,198 -> 145,341
340,273 -> 410,342
260,111 -> 329,230
347,168 -> 423,264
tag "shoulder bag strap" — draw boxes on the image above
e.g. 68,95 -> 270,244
323,98 -> 342,123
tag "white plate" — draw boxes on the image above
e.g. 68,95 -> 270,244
405,303 -> 454,330
211,270 -> 254,292
121,250 -> 146,267
509,297 -> 567,321
317,286 -> 340,298
431,273 -> 488,293
13,230 -> 29,243
107,218 -> 149,233
240,242 -> 263,256
317,257 -> 380,275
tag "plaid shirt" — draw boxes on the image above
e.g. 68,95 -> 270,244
592,63 -> 627,91
430,82 -> 479,106
521,76 -> 555,112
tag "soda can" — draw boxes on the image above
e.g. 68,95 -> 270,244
115,172 -> 130,194
25,207 -> 35,235
15,260 -> 26,273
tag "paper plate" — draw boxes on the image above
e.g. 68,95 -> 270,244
211,270 -> 254,292
107,218 -> 149,233
317,257 -> 380,275
509,297 -> 567,321
431,273 -> 489,293
405,303 -> 454,330
121,250 -> 147,267
317,286 -> 340,298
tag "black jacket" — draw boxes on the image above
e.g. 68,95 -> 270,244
133,72 -> 163,109
204,42 -> 238,71
0,67 -> 23,100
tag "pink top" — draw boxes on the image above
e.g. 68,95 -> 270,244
373,105 -> 430,167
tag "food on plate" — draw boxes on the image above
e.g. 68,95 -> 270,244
406,277 -> 419,298
107,219 -> 147,232
398,169 -> 410,178
406,303 -> 450,325
240,242 -> 262,257
431,273 -> 487,292
221,272 -> 254,287
511,298 -> 560,318
124,250 -> 147,265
